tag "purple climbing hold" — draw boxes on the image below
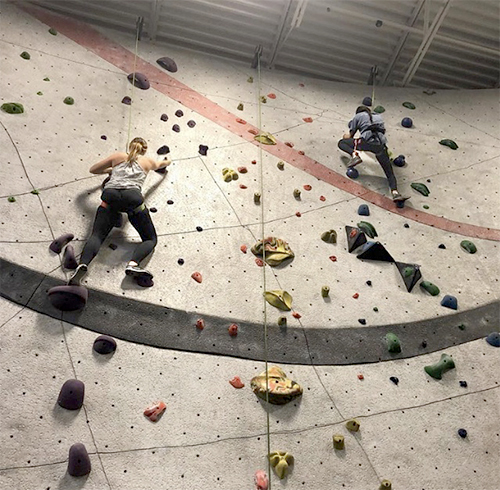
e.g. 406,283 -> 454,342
48,285 -> 88,311
178,258 -> 184,265
366,280 -> 372,286
438,244 -> 446,249
389,376 -> 399,385
150,207 -> 157,213
58,379 -> 85,410
175,109 -> 184,117
167,200 -> 174,205
187,120 -> 196,128
459,381 -> 467,388
50,233 -> 74,254
346,167 -> 359,179
121,96 -> 131,105
157,145 -> 170,155
100,135 -> 107,140
199,145 -> 208,156
127,72 -> 150,90
67,443 -> 91,477
458,429 -> 467,439
93,335 -> 117,355
401,117 -> 413,128
63,244 -> 78,270
441,295 -> 458,310
362,96 -> 372,106
172,124 -> 180,132
156,56 -> 178,73
393,155 -> 406,167
358,319 -> 366,325
486,332 -> 500,347
136,275 -> 154,288
196,226 -> 203,232
160,113 -> 168,121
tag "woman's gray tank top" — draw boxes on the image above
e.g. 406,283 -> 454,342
104,159 -> 147,191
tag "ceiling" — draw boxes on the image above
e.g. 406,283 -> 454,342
26,0 -> 500,89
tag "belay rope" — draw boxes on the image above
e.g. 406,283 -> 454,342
126,18 -> 142,148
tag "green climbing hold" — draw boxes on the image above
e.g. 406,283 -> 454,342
423,205 -> 429,209
30,189 -> 40,195
402,102 -> 416,109
321,286 -> 330,298
237,103 -> 244,111
458,324 -> 466,331
380,481 -> 392,490
411,183 -> 430,196
424,353 -> 455,379
373,105 -> 385,114
321,230 -> 337,244
386,333 -> 401,353
8,196 -> 16,202
49,27 -> 58,35
403,267 -> 413,278
43,77 -> 50,81
37,91 -> 43,96
277,316 -> 287,326
63,97 -> 74,105
20,51 -> 30,60
264,290 -> 293,311
1,103 -> 24,114
439,139 -> 458,150
357,221 -> 378,239
373,307 -> 378,312
460,240 -> 477,254
247,77 -> 253,83
420,281 -> 440,296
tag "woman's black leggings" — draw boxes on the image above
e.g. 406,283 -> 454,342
80,188 -> 157,266
338,137 -> 397,191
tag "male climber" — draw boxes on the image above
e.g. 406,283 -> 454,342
338,106 -> 403,201
68,137 -> 170,285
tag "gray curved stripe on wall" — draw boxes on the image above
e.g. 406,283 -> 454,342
1,258 -> 497,365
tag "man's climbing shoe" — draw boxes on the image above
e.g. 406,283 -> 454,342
125,264 -> 153,280
347,154 -> 362,168
68,264 -> 88,285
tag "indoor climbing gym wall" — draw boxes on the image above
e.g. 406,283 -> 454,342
1,2 -> 499,490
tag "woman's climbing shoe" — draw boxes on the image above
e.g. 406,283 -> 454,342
125,264 -> 153,280
68,264 -> 88,285
347,154 -> 363,168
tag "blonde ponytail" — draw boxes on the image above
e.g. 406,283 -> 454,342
126,137 -> 147,164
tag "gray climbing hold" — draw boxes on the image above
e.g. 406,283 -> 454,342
63,245 -> 78,270
67,443 -> 91,477
93,335 -> 117,354
1,102 -> 24,114
127,72 -> 150,89
362,97 -> 372,106
156,56 -> 178,73
50,233 -> 74,254
346,226 -> 367,253
357,241 -> 394,262
58,379 -> 85,410
395,262 -> 421,293
441,295 -> 458,310
485,332 -> 500,347
357,204 -> 370,216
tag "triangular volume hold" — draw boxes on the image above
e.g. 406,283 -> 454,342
395,261 -> 422,292
356,241 -> 394,262
345,226 -> 367,253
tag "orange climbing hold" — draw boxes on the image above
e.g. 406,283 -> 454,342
267,93 -> 276,99
191,272 -> 202,283
229,376 -> 245,388
143,401 -> 166,422
196,318 -> 205,330
228,323 -> 238,336
303,117 -> 313,123
303,184 -> 312,191
236,118 -> 247,124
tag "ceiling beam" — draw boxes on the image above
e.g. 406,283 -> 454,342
380,0 -> 426,86
147,0 -> 161,41
267,0 -> 294,67
402,0 -> 452,87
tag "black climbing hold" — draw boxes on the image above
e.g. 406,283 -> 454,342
178,258 -> 184,265
156,56 -> 178,73
395,261 -> 422,293
366,280 -> 372,286
438,244 -> 446,249
175,109 -> 184,117
375,20 -> 383,27
411,183 -> 430,196
389,376 -> 399,385
127,72 -> 150,90
93,335 -> 117,355
441,295 -> 458,310
155,167 -> 167,174
150,207 -> 157,213
187,120 -> 196,128
63,245 -> 78,270
345,226 -> 367,253
121,96 -> 132,105
157,145 -> 170,155
358,319 -> 366,325
357,242 -> 394,262
421,340 -> 427,348
172,124 -> 180,132
393,155 -> 406,167
427,179 -> 431,183
167,200 -> 174,205
67,443 -> 91,477
50,233 -> 74,254
57,379 -> 85,410
196,226 -> 203,232
362,97 -> 372,106
458,324 -> 466,331
160,113 -> 168,121
1,102 -> 24,114
136,275 -> 154,288
404,223 -> 409,228
109,243 -> 117,250
20,51 -> 30,60
459,381 -> 467,388
100,135 -> 107,140
401,117 -> 413,128
48,285 -> 88,311
48,27 -> 57,35
458,429 -> 467,439
63,97 -> 74,105
357,204 -> 370,216
199,145 -> 208,156
485,332 -> 500,347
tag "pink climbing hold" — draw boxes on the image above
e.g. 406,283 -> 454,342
329,256 -> 337,262
228,324 -> 238,336
237,166 -> 248,173
255,258 -> 264,267
196,318 -> 205,330
285,142 -> 294,148
249,128 -> 259,135
254,470 -> 269,490
298,150 -> 305,155
240,245 -> 248,254
303,184 -> 312,191
229,376 -> 245,388
143,401 -> 166,422
319,195 -> 326,201
191,272 -> 202,283
303,117 -> 313,123
267,93 -> 276,99
236,118 -> 247,124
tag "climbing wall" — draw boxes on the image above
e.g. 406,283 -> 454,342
0,3 -> 499,490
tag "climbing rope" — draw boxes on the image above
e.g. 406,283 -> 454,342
256,52 -> 272,488
126,19 -> 141,147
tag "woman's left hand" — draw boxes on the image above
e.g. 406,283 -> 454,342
343,133 -> 351,139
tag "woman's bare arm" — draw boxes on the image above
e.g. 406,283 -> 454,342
89,152 -> 126,174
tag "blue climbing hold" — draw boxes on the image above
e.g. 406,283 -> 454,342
401,117 -> 413,128
362,97 -> 372,106
358,204 -> 370,216
458,429 -> 467,438
346,167 -> 359,179
393,155 -> 406,167
486,332 -> 500,347
441,295 -> 458,310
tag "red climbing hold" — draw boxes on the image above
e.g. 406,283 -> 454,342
329,256 -> 337,262
352,293 -> 359,299
349,229 -> 358,238
296,212 -> 301,217
196,318 -> 205,330
292,312 -> 302,319
319,196 -> 326,201
240,245 -> 248,254
303,184 -> 312,191
143,401 -> 166,422
298,150 -> 305,155
251,160 -> 257,164
237,166 -> 248,173
191,272 -> 202,283
228,324 -> 238,336
285,142 -> 294,148
299,83 -> 305,87
255,258 -> 264,267
303,117 -> 313,123
357,374 -> 364,380
239,184 -> 248,189
229,376 -> 245,388
267,93 -> 276,99
236,118 -> 247,124
249,128 -> 259,135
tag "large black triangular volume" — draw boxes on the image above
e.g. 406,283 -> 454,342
357,241 -> 394,262
395,261 -> 422,292
345,226 -> 367,253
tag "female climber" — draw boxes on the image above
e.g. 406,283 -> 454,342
338,106 -> 403,201
69,137 -> 171,285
